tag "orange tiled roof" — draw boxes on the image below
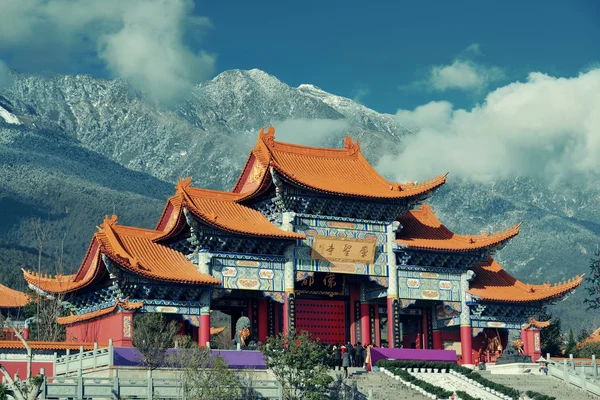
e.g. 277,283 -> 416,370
57,298 -> 143,325
522,317 -> 551,330
396,204 -> 520,252
23,239 -> 106,294
0,284 -> 30,308
579,328 -> 600,345
0,340 -> 102,351
25,215 -> 221,295
232,127 -> 447,200
96,215 -> 221,285
155,177 -> 304,240
468,258 -> 583,303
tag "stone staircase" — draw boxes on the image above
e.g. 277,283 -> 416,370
328,367 -> 430,400
478,370 -> 598,399
413,371 -> 502,400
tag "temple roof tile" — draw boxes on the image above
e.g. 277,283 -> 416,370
57,297 -> 143,325
0,284 -> 30,308
468,258 -> 583,303
24,215 -> 221,295
233,127 -> 447,199
155,177 -> 304,241
396,204 -> 520,253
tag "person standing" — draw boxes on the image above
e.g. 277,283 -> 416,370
355,342 -> 363,368
347,342 -> 355,367
342,349 -> 350,378
333,344 -> 341,370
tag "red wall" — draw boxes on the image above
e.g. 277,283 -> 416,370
1,360 -> 54,377
66,312 -> 133,346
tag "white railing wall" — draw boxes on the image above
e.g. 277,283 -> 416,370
54,339 -> 113,376
546,352 -> 600,397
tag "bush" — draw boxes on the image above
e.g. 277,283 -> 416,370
377,360 -> 557,400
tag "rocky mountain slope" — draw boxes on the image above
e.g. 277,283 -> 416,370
0,68 -> 598,330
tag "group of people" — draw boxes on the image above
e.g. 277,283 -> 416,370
329,342 -> 372,378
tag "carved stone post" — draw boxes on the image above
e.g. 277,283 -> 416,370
460,271 -> 473,365
386,221 -> 400,348
281,211 -> 297,337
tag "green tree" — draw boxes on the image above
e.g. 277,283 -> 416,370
584,248 -> 600,310
539,309 -> 563,356
132,313 -> 179,370
167,336 -> 244,400
260,330 -> 332,400
577,328 -> 590,343
576,342 -> 600,358
565,328 -> 577,356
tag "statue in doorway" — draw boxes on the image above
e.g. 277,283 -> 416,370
233,316 -> 251,348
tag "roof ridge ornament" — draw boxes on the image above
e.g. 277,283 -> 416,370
259,126 -> 276,147
175,177 -> 192,192
343,136 -> 360,155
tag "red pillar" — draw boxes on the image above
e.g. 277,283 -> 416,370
360,303 -> 370,345
421,308 -> 429,349
283,292 -> 294,336
258,299 -> 268,342
247,299 -> 253,322
433,330 -> 443,350
374,306 -> 381,347
199,312 -> 210,347
460,325 -> 473,365
350,285 -> 360,344
387,297 -> 395,348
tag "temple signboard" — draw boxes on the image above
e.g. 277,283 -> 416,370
310,236 -> 376,265
295,272 -> 346,296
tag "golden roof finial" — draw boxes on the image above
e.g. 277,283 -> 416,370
175,177 -> 192,192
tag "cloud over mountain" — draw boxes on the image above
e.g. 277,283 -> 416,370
379,68 -> 600,183
0,0 -> 215,102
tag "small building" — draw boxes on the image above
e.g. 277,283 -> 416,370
23,128 -> 582,365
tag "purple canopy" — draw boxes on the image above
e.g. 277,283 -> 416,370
113,347 -> 267,369
369,348 -> 457,366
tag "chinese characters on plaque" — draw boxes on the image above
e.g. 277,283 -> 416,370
295,272 -> 345,296
310,236 -> 376,265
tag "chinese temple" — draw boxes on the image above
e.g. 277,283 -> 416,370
23,127 -> 583,365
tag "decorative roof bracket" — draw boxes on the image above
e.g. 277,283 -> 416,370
183,207 -> 202,248
270,166 -> 286,216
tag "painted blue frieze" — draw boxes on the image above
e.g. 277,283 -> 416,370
210,253 -> 285,291
398,269 -> 461,302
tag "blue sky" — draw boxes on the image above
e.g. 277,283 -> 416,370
0,0 -> 598,114
196,0 -> 600,112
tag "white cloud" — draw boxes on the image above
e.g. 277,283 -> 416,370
352,84 -> 370,104
379,69 -> 600,183
273,119 -> 350,147
463,43 -> 483,57
428,60 -> 503,92
0,0 -> 215,103
0,60 -> 12,89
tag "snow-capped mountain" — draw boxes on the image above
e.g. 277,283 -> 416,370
0,68 -> 598,329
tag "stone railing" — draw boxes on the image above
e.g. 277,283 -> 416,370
547,353 -> 600,397
40,373 -> 283,400
54,340 -> 113,376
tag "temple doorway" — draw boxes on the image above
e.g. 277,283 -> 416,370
296,298 -> 347,344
